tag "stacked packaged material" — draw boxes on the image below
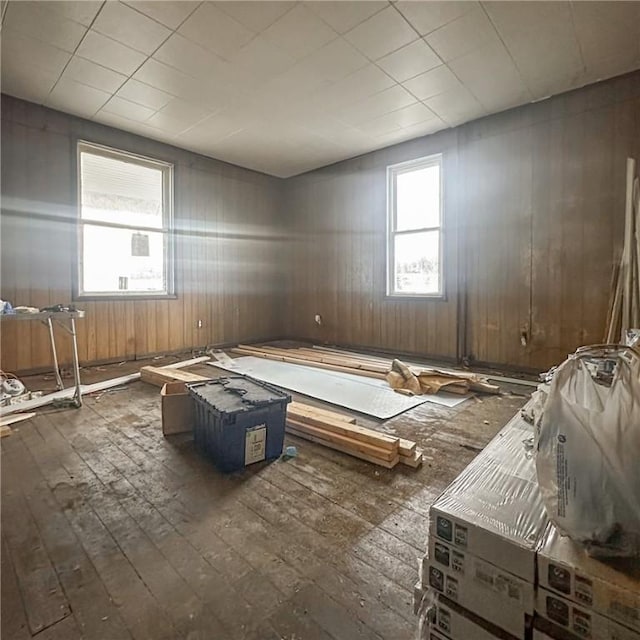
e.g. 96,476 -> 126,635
534,522 -> 640,640
415,399 -> 640,640
415,409 -> 549,639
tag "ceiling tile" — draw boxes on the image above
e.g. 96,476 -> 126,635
358,103 -> 438,137
399,117 -> 447,138
376,39 -> 441,82
42,1 -> 103,27
317,63 -> 396,111
62,57 -> 127,93
133,57 -> 205,101
229,35 -> 296,80
76,30 -> 148,75
153,33 -> 235,84
148,98 -> 213,134
1,29 -> 72,75
425,6 -> 498,62
305,1 -> 388,34
571,1 -> 640,78
94,110 -> 170,141
1,64 -> 60,103
395,1 -> 477,36
424,84 -> 486,126
214,1 -> 293,32
448,40 -> 531,111
178,112 -> 246,146
101,95 -> 156,122
296,37 -> 368,83
484,1 -> 583,97
116,78 -> 173,110
122,1 -> 200,29
4,1 -> 87,53
178,2 -> 255,60
402,64 -> 461,100
344,6 -> 418,60
339,84 -> 417,126
92,1 -> 172,55
262,4 -> 337,60
47,77 -> 111,117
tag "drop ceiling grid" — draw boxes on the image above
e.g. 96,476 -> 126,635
1,1 -> 639,177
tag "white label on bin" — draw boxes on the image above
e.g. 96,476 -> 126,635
245,425 -> 266,465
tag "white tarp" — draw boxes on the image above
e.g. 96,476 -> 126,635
208,356 -> 469,420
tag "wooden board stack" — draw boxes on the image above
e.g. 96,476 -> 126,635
286,401 -> 422,469
231,344 -> 499,395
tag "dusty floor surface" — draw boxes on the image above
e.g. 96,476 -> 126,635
2,356 -> 529,640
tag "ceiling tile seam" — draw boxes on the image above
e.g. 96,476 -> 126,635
94,2 -> 210,126
343,3 -> 420,69
122,0 -> 203,31
1,0 -> 7,25
216,0 -> 299,37
307,0 -> 390,35
381,1 -> 446,120
478,2 -> 535,104
567,1 -> 587,77
46,1 -> 108,109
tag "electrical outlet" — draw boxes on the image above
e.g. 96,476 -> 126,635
197,319 -> 203,329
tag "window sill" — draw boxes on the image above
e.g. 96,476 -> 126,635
74,294 -> 178,302
384,293 -> 448,302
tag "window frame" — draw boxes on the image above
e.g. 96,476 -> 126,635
75,140 -> 176,301
386,153 -> 445,299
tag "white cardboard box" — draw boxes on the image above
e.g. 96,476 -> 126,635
536,588 -> 640,640
537,522 -> 640,632
426,544 -> 532,639
428,591 -> 518,640
429,410 -> 548,582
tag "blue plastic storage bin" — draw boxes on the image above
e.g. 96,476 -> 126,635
188,376 -> 291,472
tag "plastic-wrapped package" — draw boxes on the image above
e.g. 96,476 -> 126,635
536,345 -> 640,557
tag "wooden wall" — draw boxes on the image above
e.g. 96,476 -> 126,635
285,71 -> 640,371
1,95 -> 286,373
3,71 -> 639,374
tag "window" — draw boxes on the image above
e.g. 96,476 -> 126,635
387,154 -> 443,297
76,141 -> 174,298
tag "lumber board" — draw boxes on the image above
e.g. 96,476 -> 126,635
0,356 -> 211,416
286,425 -> 399,469
400,449 -> 423,468
230,347 -> 385,379
398,438 -> 416,457
288,401 -> 356,424
140,366 -> 209,387
290,348 -> 389,374
1,425 -> 12,438
0,412 -> 36,427
286,418 -> 396,461
287,413 -> 399,452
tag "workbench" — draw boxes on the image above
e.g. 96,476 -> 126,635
1,310 -> 85,407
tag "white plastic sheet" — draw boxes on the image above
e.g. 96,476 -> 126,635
536,346 -> 640,556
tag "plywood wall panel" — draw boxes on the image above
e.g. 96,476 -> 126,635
1,95 -> 284,373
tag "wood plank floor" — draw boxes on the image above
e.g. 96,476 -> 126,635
2,362 -> 528,640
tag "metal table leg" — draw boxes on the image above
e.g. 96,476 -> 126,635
45,317 -> 65,391
52,316 -> 83,408
69,317 -> 82,407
